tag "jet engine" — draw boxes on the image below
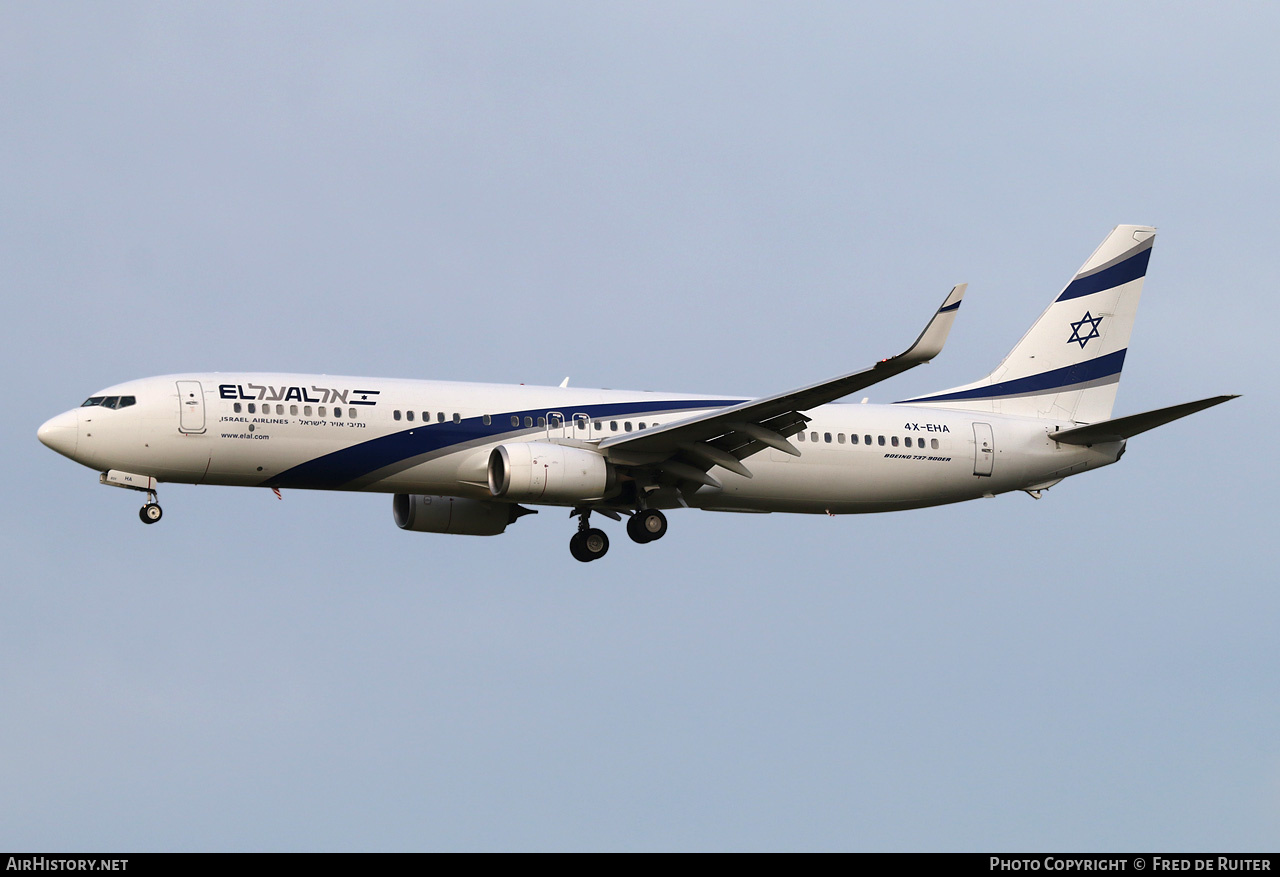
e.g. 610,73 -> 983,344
392,494 -> 517,536
488,442 -> 615,503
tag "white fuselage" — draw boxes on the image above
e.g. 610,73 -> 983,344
39,372 -> 1123,515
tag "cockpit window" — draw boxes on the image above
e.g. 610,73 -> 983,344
81,395 -> 136,409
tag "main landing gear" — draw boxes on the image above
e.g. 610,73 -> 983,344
569,507 -> 668,562
626,508 -> 668,544
569,510 -> 610,562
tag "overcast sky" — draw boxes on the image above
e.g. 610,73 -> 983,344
2,2 -> 1273,851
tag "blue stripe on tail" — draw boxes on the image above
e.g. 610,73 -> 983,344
1056,248 -> 1151,302
900,349 -> 1127,404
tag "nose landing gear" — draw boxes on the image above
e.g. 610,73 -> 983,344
138,489 -> 162,524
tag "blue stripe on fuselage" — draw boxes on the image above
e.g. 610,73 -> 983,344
263,398 -> 737,489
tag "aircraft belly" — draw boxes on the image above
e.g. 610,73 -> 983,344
702,452 -> 982,513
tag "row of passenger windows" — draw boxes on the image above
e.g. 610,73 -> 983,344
589,420 -> 654,432
797,431 -> 939,450
81,396 -> 137,409
390,411 -> 658,432
232,402 -> 357,419
225,398 -> 931,449
393,410 -> 462,424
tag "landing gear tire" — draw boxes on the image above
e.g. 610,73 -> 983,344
570,527 -> 610,562
627,509 -> 667,544
139,502 -> 163,524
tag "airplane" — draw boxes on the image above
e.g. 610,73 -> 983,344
37,225 -> 1236,562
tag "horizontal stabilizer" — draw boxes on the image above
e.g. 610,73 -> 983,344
1052,395 -> 1238,445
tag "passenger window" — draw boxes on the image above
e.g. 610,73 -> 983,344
524,416 -> 533,427
824,432 -> 832,443
290,405 -> 298,416
394,410 -> 402,421
877,435 -> 885,446
639,422 -> 646,430
305,406 -> 312,416
891,436 -> 898,447
483,414 -> 492,426
610,422 -> 618,431
348,408 -> 356,418
625,422 -> 633,432
406,410 -> 414,422
334,407 -> 342,418
537,416 -> 546,427
810,432 -> 818,442
797,431 -> 806,442
437,412 -> 445,423
850,434 -> 858,445
81,397 -> 104,407
931,438 -> 939,450
422,412 -> 429,422
511,416 -> 520,427
593,422 -> 602,430
248,403 -> 256,414
576,418 -> 587,430
838,433 -> 845,444
234,403 -> 242,413
319,406 -> 326,417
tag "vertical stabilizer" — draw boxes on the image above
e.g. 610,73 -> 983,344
900,225 -> 1155,424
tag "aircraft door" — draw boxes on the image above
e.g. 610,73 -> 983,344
546,411 -> 570,440
973,422 -> 994,476
176,380 -> 207,434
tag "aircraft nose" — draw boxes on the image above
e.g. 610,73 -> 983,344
38,409 -> 79,459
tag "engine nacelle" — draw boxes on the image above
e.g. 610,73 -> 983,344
392,494 -> 514,536
488,442 -> 614,503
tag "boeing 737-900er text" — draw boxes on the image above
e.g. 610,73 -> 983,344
39,225 -> 1235,562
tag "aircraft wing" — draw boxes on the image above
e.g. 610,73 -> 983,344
597,284 -> 966,488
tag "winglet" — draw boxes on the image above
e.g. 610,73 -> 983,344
890,283 -> 966,366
